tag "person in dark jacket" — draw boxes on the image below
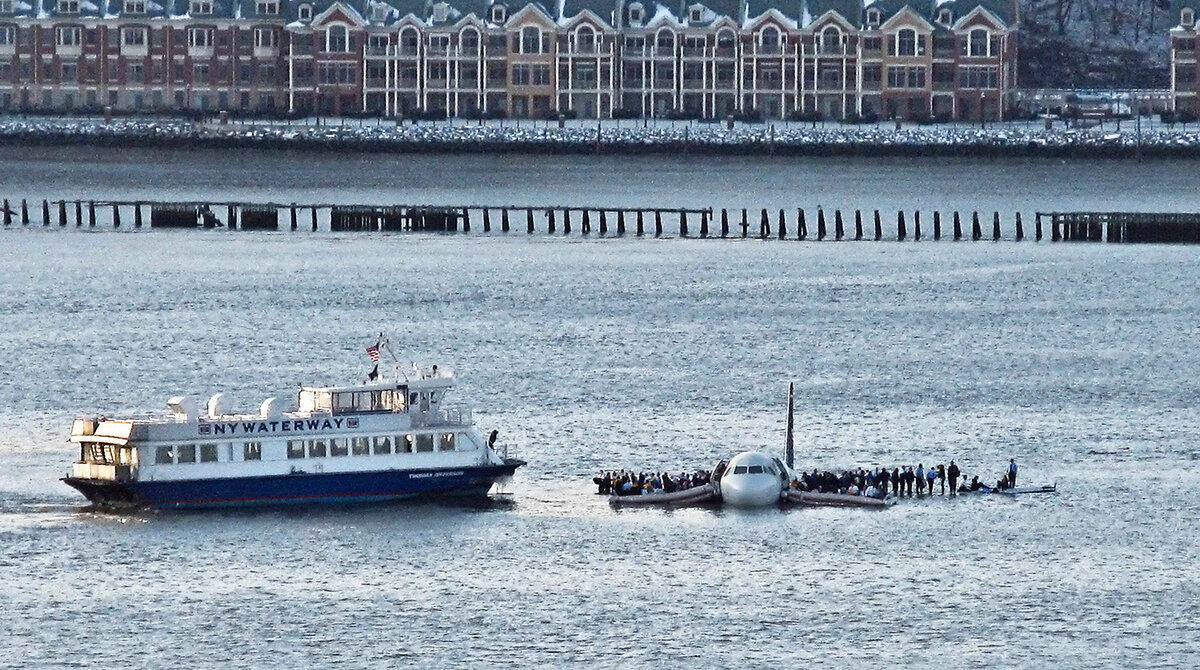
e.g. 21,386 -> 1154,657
936,464 -> 946,495
947,461 -> 960,496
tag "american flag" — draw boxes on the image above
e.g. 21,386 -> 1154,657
366,345 -> 380,362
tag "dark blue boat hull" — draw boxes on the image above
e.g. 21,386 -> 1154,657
62,459 -> 525,509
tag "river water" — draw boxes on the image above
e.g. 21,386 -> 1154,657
1,147 -> 1198,668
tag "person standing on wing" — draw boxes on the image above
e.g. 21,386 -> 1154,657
1008,459 -> 1018,488
947,461 -> 960,496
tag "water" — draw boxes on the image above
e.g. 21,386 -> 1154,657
1,149 -> 1199,667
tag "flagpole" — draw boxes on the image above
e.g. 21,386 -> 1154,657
785,381 -> 794,470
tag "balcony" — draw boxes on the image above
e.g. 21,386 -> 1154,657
255,45 -> 278,59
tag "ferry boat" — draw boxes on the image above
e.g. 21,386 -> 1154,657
62,359 -> 524,509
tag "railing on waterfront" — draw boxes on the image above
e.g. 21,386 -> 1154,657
3,196 -> 1199,243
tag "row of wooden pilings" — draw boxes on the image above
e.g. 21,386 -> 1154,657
3,198 -> 1194,242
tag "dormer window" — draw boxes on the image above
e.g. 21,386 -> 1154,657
937,8 -> 952,25
190,0 -> 212,15
432,1 -> 448,22
689,4 -> 702,22
298,3 -> 312,20
57,0 -> 79,13
628,2 -> 643,24
490,3 -> 505,23
1184,8 -> 1195,26
124,0 -> 145,13
256,0 -> 278,15
865,8 -> 880,26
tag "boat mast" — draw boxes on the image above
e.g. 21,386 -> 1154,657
785,381 -> 794,469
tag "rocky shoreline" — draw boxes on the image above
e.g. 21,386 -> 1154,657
2,117 -> 1198,158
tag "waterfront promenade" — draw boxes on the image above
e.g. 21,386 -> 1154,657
2,115 -> 1198,158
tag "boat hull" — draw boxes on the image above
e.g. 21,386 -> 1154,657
62,460 -> 524,510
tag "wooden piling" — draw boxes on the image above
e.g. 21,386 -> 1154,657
798,208 -> 807,240
547,209 -> 556,234
933,211 -> 942,240
817,208 -> 827,241
2,198 -> 9,225
992,211 -> 1000,240
759,209 -> 769,239
133,203 -> 143,228
854,210 -> 863,240
75,200 -> 82,227
88,201 -> 96,227
599,210 -> 607,235
42,199 -> 50,226
897,210 -> 907,241
502,208 -> 511,233
873,210 -> 882,241
463,208 -> 471,233
617,210 -> 626,236
777,209 -> 785,240
699,210 -> 707,238
58,200 -> 67,226
637,210 -> 645,237
483,208 -> 491,233
913,211 -> 921,241
655,210 -> 662,237
680,210 -> 688,237
290,204 -> 298,231
721,209 -> 729,238
972,212 -> 982,241
1015,212 -> 1024,241
113,204 -> 121,228
225,204 -> 233,230
1051,215 -> 1061,242
582,209 -> 590,235
563,209 -> 572,235
21,199 -> 28,225
311,207 -> 318,232
527,208 -> 535,234
835,210 -> 844,241
953,211 -> 962,240
740,209 -> 748,238
1035,213 -> 1043,241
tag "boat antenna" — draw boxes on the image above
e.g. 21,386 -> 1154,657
785,381 -> 794,469
378,333 -> 408,381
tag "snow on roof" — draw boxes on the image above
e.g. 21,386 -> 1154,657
648,1 -> 675,23
13,0 -> 34,10
801,0 -> 811,25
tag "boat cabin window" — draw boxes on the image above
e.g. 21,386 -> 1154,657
156,446 -> 173,464
299,390 -> 332,413
352,437 -> 370,455
287,440 -> 305,459
439,433 -> 455,451
308,439 -> 327,458
243,441 -> 262,461
331,387 -> 408,414
373,436 -> 392,454
398,435 -> 414,453
200,443 -> 219,463
178,444 -> 196,463
415,434 -> 434,452
330,438 -> 349,457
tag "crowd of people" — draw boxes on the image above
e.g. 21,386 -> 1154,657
594,470 -> 712,496
594,459 -> 1020,499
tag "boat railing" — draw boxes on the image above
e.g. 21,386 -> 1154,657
411,406 -> 472,427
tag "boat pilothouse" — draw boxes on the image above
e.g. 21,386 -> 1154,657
62,359 -> 525,509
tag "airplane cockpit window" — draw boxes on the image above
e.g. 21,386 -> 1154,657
732,466 -> 748,474
748,465 -> 764,474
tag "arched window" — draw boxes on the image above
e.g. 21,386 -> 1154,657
655,28 -> 674,51
575,25 -> 595,53
460,27 -> 479,53
968,27 -> 988,56
759,26 -> 779,53
399,26 -> 419,54
896,27 -> 917,56
821,26 -> 840,54
520,25 -> 541,53
716,28 -> 735,52
326,24 -> 348,52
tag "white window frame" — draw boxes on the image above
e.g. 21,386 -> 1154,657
490,4 -> 505,23
124,0 -> 145,13
56,25 -> 82,45
122,26 -> 146,46
326,24 -> 349,52
967,27 -> 989,57
865,8 -> 880,25
820,25 -> 840,54
1183,8 -> 1194,26
256,0 -> 278,15
937,8 -> 952,25
0,26 -> 13,44
628,2 -> 643,24
298,3 -> 312,20
188,26 -> 213,47
254,27 -> 277,47
57,0 -> 79,13
190,0 -> 212,15
519,25 -> 541,54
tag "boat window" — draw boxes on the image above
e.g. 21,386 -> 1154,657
299,390 -> 332,413
286,440 -> 305,459
439,433 -> 455,451
354,392 -> 371,409
415,434 -> 434,452
155,446 -> 173,464
373,436 -> 392,454
332,392 -> 355,413
352,437 -> 370,455
409,392 -> 418,406
330,438 -> 349,457
308,439 -> 327,458
396,434 -> 414,453
420,393 -> 430,411
118,447 -> 136,465
200,444 -> 219,462
747,465 -> 763,474
732,465 -> 747,474
243,441 -> 262,461
177,444 -> 196,463
392,389 -> 407,412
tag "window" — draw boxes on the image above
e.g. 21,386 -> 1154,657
255,28 -> 277,47
432,1 -> 448,22
400,27 -> 419,54
189,27 -> 212,47
243,442 -> 262,461
716,29 -> 734,53
863,36 -> 881,53
177,444 -> 197,463
865,8 -> 880,25
123,27 -> 145,46
887,65 -> 925,88
415,434 -> 434,452
155,446 -> 173,464
491,4 -> 505,23
57,0 -> 79,12
350,437 -> 370,455
327,25 -> 348,52
628,2 -> 643,24
959,65 -> 997,88
820,26 -> 840,54
308,439 -> 327,458
896,28 -> 918,56
689,5 -> 702,22
286,440 -> 305,459
439,433 -> 456,451
330,438 -> 348,457
370,436 -> 390,454
937,8 -> 952,25
520,26 -> 541,53
966,28 -> 988,57
0,0 -> 11,12
124,0 -> 145,12
0,26 -> 12,44
298,3 -> 312,20
256,0 -> 278,14
190,0 -> 212,14
1183,8 -> 1194,26
56,26 -> 82,46
574,26 -> 593,52
655,29 -> 674,51
397,434 -> 414,453
200,444 -> 219,463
